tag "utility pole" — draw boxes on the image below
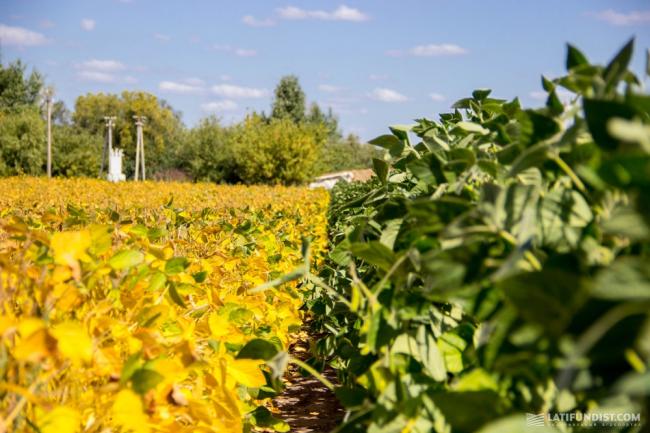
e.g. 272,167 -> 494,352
100,116 -> 116,177
133,116 -> 147,181
45,87 -> 53,178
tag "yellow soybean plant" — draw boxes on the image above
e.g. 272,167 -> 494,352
0,177 -> 329,433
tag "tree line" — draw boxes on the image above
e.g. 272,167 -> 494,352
0,60 -> 379,184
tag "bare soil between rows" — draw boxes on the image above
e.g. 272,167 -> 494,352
274,337 -> 345,432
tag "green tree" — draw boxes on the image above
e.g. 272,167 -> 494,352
0,60 -> 43,110
271,75 -> 305,123
314,134 -> 380,175
0,107 -> 45,175
307,102 -> 341,142
180,116 -> 236,182
51,125 -> 103,177
231,114 -> 324,184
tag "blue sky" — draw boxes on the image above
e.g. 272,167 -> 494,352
1,0 -> 649,140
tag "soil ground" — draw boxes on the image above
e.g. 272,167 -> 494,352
274,337 -> 345,432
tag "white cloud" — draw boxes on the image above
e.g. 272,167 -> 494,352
369,88 -> 408,102
235,48 -> 257,57
0,24 -> 49,46
185,77 -> 205,86
388,43 -> 467,57
213,44 -> 257,57
212,84 -> 268,99
589,9 -> 650,26
76,58 -> 130,84
219,74 -> 232,81
153,32 -> 170,41
242,15 -> 276,27
369,73 -> 388,81
78,70 -> 115,83
319,84 -> 340,93
429,92 -> 446,102
201,100 -> 238,112
79,59 -> 126,72
40,19 -> 55,29
80,18 -> 95,31
159,80 -> 203,94
410,44 -> 466,56
277,5 -> 368,22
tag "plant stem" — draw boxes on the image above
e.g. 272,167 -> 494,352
289,357 -> 335,391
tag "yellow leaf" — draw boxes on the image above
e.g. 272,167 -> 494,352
0,315 -> 16,335
208,313 -> 230,338
50,230 -> 92,267
112,389 -> 150,433
51,322 -> 93,364
38,406 -> 80,433
227,358 -> 266,388
14,320 -> 55,362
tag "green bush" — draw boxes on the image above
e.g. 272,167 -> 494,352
51,125 -> 103,177
314,134 -> 382,175
231,114 -> 325,185
178,116 -> 236,182
308,40 -> 650,432
0,107 -> 45,176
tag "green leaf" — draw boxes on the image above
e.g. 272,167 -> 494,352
456,121 -> 489,135
407,159 -> 436,184
237,339 -> 279,360
431,390 -> 508,432
477,415 -> 562,433
334,385 -> 366,407
541,75 -> 554,92
438,332 -> 466,373
379,219 -> 402,250
416,326 -> 447,381
147,227 -> 168,241
472,89 -> 492,101
604,38 -> 634,89
614,371 -> 650,397
389,124 -> 413,145
192,271 -> 208,283
583,99 -> 637,150
109,250 -> 144,270
369,134 -> 405,157
120,353 -> 142,384
546,89 -> 564,115
249,406 -> 290,432
349,241 -> 397,272
508,143 -> 550,177
372,158 -> 389,184
165,257 -> 189,275
592,258 -> 650,300
498,269 -> 586,334
566,44 -> 589,70
131,368 -> 164,395
148,272 -> 167,292
168,283 -> 186,308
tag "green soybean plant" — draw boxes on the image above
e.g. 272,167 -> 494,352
307,39 -> 650,433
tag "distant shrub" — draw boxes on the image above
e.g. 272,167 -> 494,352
232,114 -> 326,185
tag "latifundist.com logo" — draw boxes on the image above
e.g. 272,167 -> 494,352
526,412 -> 641,428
